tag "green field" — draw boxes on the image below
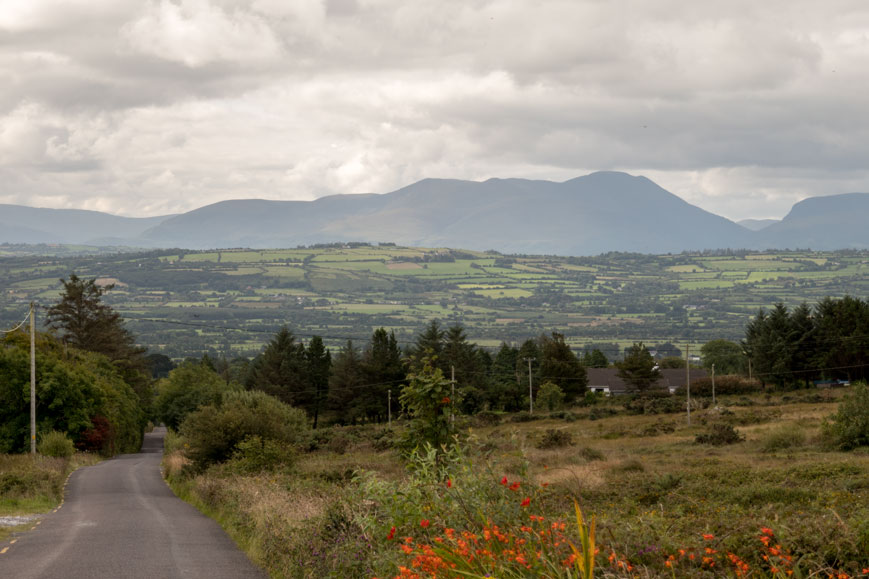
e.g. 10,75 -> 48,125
2,245 -> 868,359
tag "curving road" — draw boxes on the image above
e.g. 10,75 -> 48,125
0,428 -> 265,579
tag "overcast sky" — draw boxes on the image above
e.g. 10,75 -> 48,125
1,0 -> 868,221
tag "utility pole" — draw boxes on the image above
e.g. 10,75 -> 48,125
450,365 -> 456,430
30,302 -> 36,454
525,358 -> 534,414
748,358 -> 752,381
685,343 -> 691,425
387,389 -> 392,428
711,363 -> 716,407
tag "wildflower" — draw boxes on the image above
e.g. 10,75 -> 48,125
509,481 -> 521,491
500,476 -> 508,485
420,520 -> 430,528
446,479 -> 452,488
520,497 -> 531,507
441,396 -> 450,404
702,533 -> 715,540
387,527 -> 396,540
761,527 -> 775,536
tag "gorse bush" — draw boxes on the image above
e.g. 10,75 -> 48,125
536,428 -> 574,449
760,423 -> 807,452
180,390 -> 308,471
695,423 -> 745,446
823,383 -> 869,450
38,430 -> 75,458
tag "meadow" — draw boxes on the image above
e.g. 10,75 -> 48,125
163,387 -> 869,578
1,245 -> 868,360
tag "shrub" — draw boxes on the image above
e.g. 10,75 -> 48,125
588,407 -> 618,421
623,391 -> 683,415
677,375 -> 762,397
823,383 -> 869,450
578,446 -> 606,461
760,423 -> 807,452
38,430 -> 75,458
180,390 -> 309,471
536,381 -> 564,412
229,435 -> 297,473
155,362 -> 237,430
474,411 -> 501,426
536,429 -> 574,449
695,423 -> 744,446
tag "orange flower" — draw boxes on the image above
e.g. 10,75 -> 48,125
703,533 -> 715,540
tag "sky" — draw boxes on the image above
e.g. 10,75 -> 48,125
1,0 -> 868,222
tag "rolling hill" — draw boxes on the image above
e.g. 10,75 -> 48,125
2,172 -> 867,254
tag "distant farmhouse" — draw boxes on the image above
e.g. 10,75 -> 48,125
587,368 -> 709,396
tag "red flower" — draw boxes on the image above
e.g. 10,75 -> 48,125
703,534 -> 715,541
441,396 -> 450,404
520,497 -> 531,507
386,526 -> 396,540
420,519 -> 430,528
446,479 -> 452,488
500,476 -> 508,485
509,482 -> 521,491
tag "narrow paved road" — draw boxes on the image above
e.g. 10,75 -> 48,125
0,428 -> 265,579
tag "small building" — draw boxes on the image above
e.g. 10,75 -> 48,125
586,368 -> 708,395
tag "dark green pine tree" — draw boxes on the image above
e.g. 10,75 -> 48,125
441,324 -> 487,413
539,332 -> 588,402
581,348 -> 609,368
407,320 -> 445,373
305,336 -> 331,429
328,340 -> 365,424
617,342 -> 661,392
359,328 -> 405,422
246,326 -> 306,406
491,342 -> 522,411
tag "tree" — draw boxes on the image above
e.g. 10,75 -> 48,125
441,324 -> 487,414
246,327 -> 306,406
305,336 -> 331,429
45,275 -> 143,362
358,328 -> 405,422
155,361 -> 236,430
399,356 -> 454,453
328,341 -> 365,424
617,342 -> 661,392
45,274 -> 151,421
539,332 -> 587,403
407,320 -> 444,373
581,349 -> 609,368
491,342 -> 522,411
701,339 -> 745,375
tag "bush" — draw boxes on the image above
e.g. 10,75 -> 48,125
536,382 -> 564,412
623,391 -> 683,415
180,390 -> 309,471
229,435 -> 296,473
536,429 -> 574,449
38,430 -> 75,458
474,411 -> 501,426
823,383 -> 869,450
695,423 -> 744,446
588,407 -> 618,421
676,375 -> 762,397
760,423 -> 807,452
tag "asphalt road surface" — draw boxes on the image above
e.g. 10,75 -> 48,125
0,427 -> 265,579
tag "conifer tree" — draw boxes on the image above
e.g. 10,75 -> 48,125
617,342 -> 661,392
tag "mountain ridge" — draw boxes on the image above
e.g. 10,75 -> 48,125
2,172 -> 867,255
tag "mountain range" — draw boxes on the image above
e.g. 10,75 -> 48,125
2,172 -> 867,255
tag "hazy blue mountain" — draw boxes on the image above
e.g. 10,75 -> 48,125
755,193 -> 869,250
0,204 -> 173,245
738,218 -> 780,231
3,174 -> 867,254
138,172 -> 751,254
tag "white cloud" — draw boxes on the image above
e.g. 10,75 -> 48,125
122,0 -> 282,67
0,0 -> 868,220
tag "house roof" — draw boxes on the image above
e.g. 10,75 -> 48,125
586,367 -> 708,394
